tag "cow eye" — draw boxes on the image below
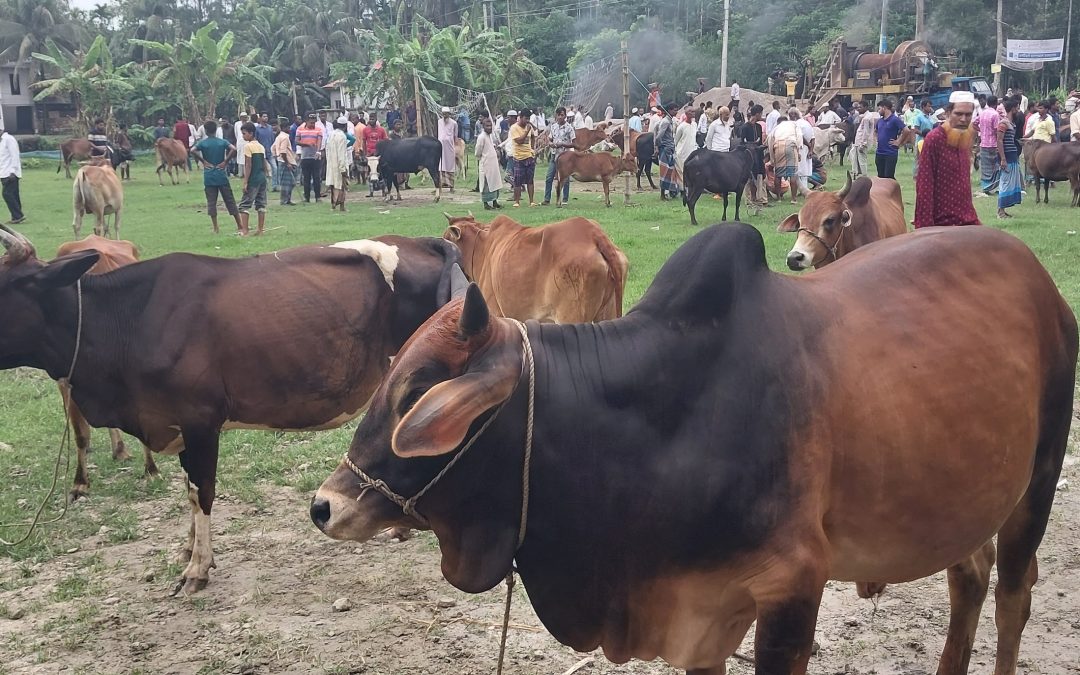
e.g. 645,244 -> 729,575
398,387 -> 426,416
823,217 -> 834,228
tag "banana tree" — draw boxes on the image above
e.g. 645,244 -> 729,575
32,35 -> 133,135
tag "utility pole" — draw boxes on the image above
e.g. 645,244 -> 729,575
879,0 -> 889,53
720,0 -> 730,87
506,0 -> 512,36
1063,0 -> 1073,91
621,40 -> 630,206
994,0 -> 1003,93
413,71 -> 424,136
915,0 -> 925,42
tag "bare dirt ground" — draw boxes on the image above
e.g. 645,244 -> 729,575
1,455 -> 1078,675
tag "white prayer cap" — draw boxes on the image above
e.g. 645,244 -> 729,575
441,106 -> 451,113
934,108 -> 946,119
336,115 -> 348,124
506,110 -> 518,116
631,107 -> 638,114
949,91 -> 977,105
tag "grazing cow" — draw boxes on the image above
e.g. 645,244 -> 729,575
682,145 -> 757,224
778,173 -> 908,270
553,151 -> 637,207
53,236 -> 159,499
154,138 -> 190,185
442,212 -> 627,323
0,226 -> 461,594
812,126 -> 847,162
454,137 -> 467,180
1024,139 -> 1080,206
312,223 -> 1076,675
72,165 -> 124,238
374,136 -> 443,203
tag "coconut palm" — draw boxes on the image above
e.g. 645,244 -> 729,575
287,0 -> 363,82
0,0 -> 85,80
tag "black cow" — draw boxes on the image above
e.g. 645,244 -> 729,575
374,136 -> 443,203
311,223 -> 1076,675
635,132 -> 657,190
682,145 -> 757,224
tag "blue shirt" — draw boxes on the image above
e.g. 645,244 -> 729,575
194,137 -> 231,187
386,110 -> 401,129
255,123 -> 274,155
876,112 -> 905,156
289,123 -> 300,149
915,111 -> 935,136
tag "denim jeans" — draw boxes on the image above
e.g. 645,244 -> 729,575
543,157 -> 570,203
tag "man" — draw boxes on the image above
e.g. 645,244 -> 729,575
729,81 -> 741,112
974,95 -> 1000,193
234,112 -> 249,178
385,103 -> 401,132
271,121 -> 297,206
172,115 -> 192,170
256,113 -> 277,191
628,108 -> 643,133
114,123 -> 133,180
874,99 -> 905,179
289,114 -> 302,150
794,109 -> 816,195
0,125 -> 24,224
901,97 -> 919,154
851,100 -> 877,178
192,120 -> 242,235
238,122 -> 270,236
997,98 -> 1024,219
1071,97 -> 1080,142
295,113 -> 324,203
675,109 -> 698,181
739,105 -> 768,206
655,104 -> 680,201
88,119 -> 110,157
604,101 -> 614,121
476,116 -> 503,210
1025,101 -> 1057,143
362,114 -> 387,159
316,111 -> 332,193
765,100 -> 782,136
817,103 -> 841,129
647,83 -> 662,111
583,109 -> 595,130
325,115 -> 350,212
543,106 -> 576,206
509,108 -> 537,207
153,117 -> 170,140
696,105 -> 709,147
572,106 -> 585,130
530,107 -> 547,132
499,110 -> 514,140
913,98 -> 936,179
705,106 -> 735,151
405,100 -> 417,135
768,108 -> 811,205
437,106 -> 458,189
914,91 -> 980,229
457,108 -> 471,143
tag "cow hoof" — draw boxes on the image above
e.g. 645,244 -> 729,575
171,575 -> 208,596
387,527 -> 413,542
144,464 -> 161,480
112,442 -> 132,462
68,484 -> 89,502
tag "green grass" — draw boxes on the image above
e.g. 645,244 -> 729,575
0,153 -> 1078,564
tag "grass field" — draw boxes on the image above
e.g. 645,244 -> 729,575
1,152 -> 1078,565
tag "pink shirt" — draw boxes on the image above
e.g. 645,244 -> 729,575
977,108 -> 1000,148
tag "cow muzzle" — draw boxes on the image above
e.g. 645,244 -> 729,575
786,248 -> 813,271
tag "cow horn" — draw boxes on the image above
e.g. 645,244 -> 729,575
443,211 -> 455,222
838,171 -> 853,199
0,224 -> 34,263
449,263 -> 470,299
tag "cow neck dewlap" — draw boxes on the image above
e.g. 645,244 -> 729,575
330,240 -> 399,290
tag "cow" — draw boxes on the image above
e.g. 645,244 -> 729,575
72,165 -> 124,239
778,173 -> 908,270
571,125 -> 611,151
1024,139 -> 1080,206
608,129 -> 657,189
812,126 -> 846,162
553,150 -> 638,208
454,137 -> 467,181
85,144 -> 134,173
682,145 -> 757,225
57,139 -> 132,179
442,212 -> 628,323
154,137 -> 190,186
0,225 -> 462,594
374,136 -> 443,203
311,222 -> 1076,675
53,235 -> 159,499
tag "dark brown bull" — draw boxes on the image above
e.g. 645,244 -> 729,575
554,151 -> 638,207
154,138 -> 191,186
53,235 -> 159,499
1023,139 -> 1080,206
57,138 -> 106,179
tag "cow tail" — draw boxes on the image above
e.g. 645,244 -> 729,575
75,170 -> 94,215
57,148 -> 66,174
594,232 -> 628,319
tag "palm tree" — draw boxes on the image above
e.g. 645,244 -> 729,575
288,1 -> 362,82
0,0 -> 85,80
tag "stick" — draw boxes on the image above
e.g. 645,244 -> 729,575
561,656 -> 594,675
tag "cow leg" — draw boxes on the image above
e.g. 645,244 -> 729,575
173,427 -> 220,595
143,444 -> 160,479
603,180 -> 611,207
430,166 -> 442,203
556,177 -> 566,207
95,212 -> 105,238
156,165 -> 165,186
646,162 -> 657,189
108,428 -> 131,462
721,193 -> 729,221
936,540 -> 996,675
751,555 -> 827,675
60,381 -> 93,501
734,186 -> 743,221
113,209 -> 121,240
687,188 -> 703,226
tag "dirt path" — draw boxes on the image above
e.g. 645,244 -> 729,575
1,458 -> 1078,675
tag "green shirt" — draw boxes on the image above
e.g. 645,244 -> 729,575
244,142 -> 267,184
195,137 -> 231,187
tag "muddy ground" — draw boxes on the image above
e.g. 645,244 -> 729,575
1,456 -> 1077,675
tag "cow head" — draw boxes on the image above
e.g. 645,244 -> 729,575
777,173 -> 872,270
111,146 -> 134,169
0,225 -> 99,371
441,211 -> 485,273
311,267 -> 527,593
620,154 -> 639,174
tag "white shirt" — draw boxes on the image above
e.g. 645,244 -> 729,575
817,110 -> 841,127
705,118 -> 734,151
730,83 -> 741,101
604,105 -> 614,120
317,120 -> 331,149
795,118 -> 815,176
1069,108 -> 1080,140
0,132 -> 22,179
583,114 -> 594,129
765,109 -> 782,135
698,113 -> 709,134
628,115 -> 642,132
572,111 -> 585,129
187,123 -> 197,147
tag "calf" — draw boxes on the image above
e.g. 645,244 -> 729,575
683,145 -> 757,224
554,151 -> 638,207
73,165 -> 124,238
154,138 -> 190,186
571,125 -> 611,151
454,137 -> 467,180
374,136 -> 443,202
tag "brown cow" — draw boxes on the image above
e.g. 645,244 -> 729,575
1023,139 -> 1080,206
572,123 -> 612,151
72,165 -> 124,238
0,227 -> 461,594
442,212 -> 628,323
154,137 -> 191,185
608,127 -> 644,156
54,236 -> 159,499
554,151 -> 638,207
57,138 -> 97,179
778,173 -> 908,270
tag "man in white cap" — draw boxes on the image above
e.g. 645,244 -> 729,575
914,90 -> 980,229
628,107 -> 642,132
325,115 -> 351,211
438,106 -> 458,189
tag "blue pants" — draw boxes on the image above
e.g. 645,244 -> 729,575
544,158 -> 570,203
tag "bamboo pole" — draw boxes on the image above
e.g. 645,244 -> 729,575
414,71 -> 424,136
621,40 -> 630,206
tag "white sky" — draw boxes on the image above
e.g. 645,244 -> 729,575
69,0 -> 103,10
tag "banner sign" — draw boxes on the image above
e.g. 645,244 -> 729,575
999,48 -> 1045,72
1005,39 -> 1065,62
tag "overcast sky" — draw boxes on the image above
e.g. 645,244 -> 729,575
69,0 -> 103,10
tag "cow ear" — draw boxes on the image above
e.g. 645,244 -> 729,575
840,209 -> 854,228
392,368 -> 517,458
444,225 -> 462,242
846,177 -> 874,207
30,250 -> 99,289
459,284 -> 489,335
777,213 -> 800,233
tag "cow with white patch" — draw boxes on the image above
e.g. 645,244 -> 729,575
813,126 -> 847,163
73,165 -> 124,238
0,227 -> 461,594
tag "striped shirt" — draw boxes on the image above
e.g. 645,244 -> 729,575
295,126 -> 323,160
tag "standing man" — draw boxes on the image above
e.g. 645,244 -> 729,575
325,115 -> 350,212
1024,101 -> 1058,143
385,103 -> 401,132
172,115 -> 192,170
850,101 -> 875,178
234,112 -> 249,178
738,105 -> 768,207
238,122 -> 270,236
765,100 -> 782,136
705,106 -> 735,151
674,109 -> 698,182
604,101 -> 614,122
272,121 -> 297,206
509,108 -> 537,207
457,108 -> 471,143
295,113 -> 324,203
912,98 -> 936,179
729,81 -> 741,112
1071,97 -> 1080,141
655,104 -> 680,201
794,109 -> 816,195
153,117 -> 170,140
695,105 -> 709,147
316,111 -> 331,195
405,101 -> 417,136
974,95 -> 1000,194
874,99 -> 904,178
476,116 -> 503,209
437,106 -> 458,189
914,91 -> 980,228
192,120 -> 242,235
362,115 -> 388,159
629,108 -> 643,132
531,107 -> 547,132
583,109 -> 595,130
256,113 -> 277,192
543,106 -> 576,206
0,125 -> 24,223
114,123 -> 133,181
996,98 -> 1023,219
572,106 -> 585,129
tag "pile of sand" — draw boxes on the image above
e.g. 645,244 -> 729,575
690,86 -> 797,111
